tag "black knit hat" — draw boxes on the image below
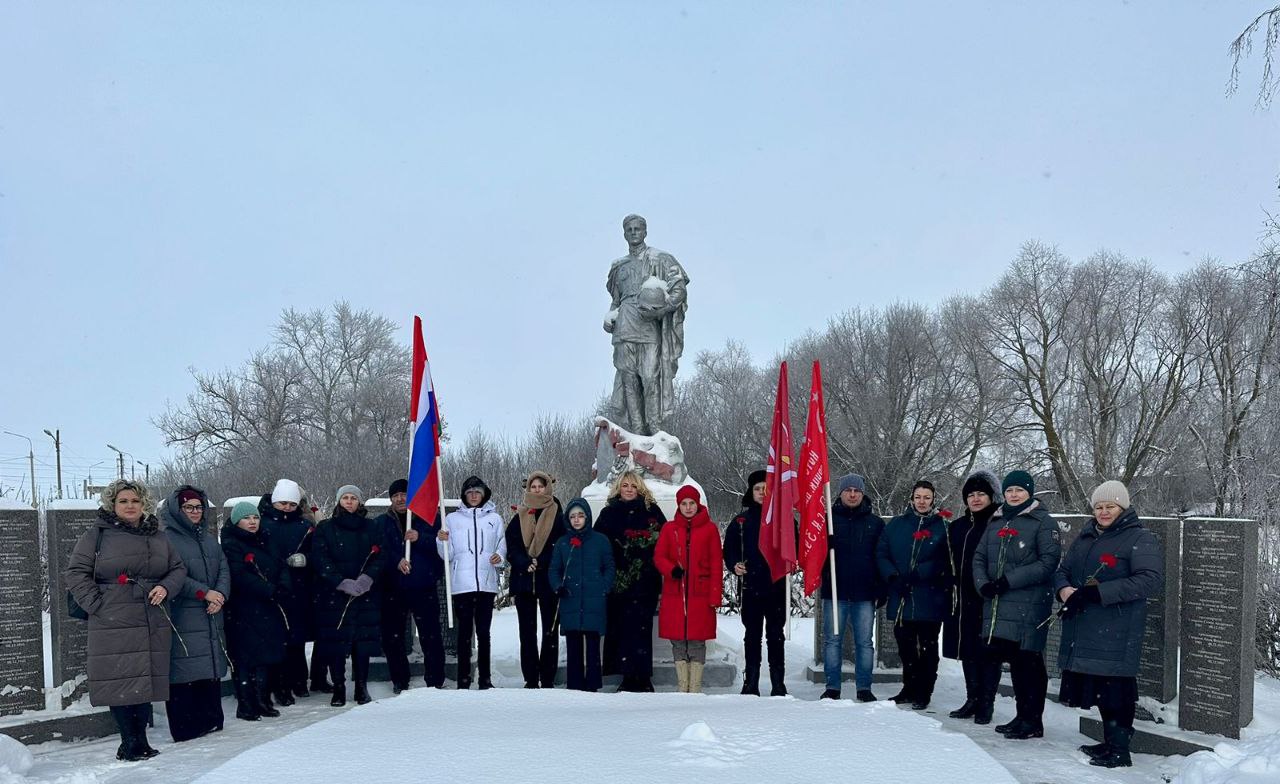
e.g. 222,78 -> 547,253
742,469 -> 767,505
388,478 -> 409,496
961,472 -> 997,499
459,475 -> 491,507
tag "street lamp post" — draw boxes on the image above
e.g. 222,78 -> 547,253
136,461 -> 150,483
42,429 -> 62,499
106,444 -> 128,480
3,431 -> 37,509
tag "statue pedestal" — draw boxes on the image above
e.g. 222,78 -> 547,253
580,417 -> 703,519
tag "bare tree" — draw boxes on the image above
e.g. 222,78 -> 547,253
1229,5 -> 1280,107
1184,255 -> 1280,515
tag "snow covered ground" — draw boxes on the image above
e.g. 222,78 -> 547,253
6,611 -> 1279,784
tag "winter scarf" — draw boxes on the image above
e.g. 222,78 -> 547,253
519,491 -> 558,558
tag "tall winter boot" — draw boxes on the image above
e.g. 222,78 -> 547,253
234,674 -> 260,721
675,661 -> 691,693
310,654 -> 332,693
688,662 -> 705,694
1090,722 -> 1133,768
740,665 -> 760,696
133,707 -> 159,759
110,706 -> 144,762
768,665 -> 788,697
254,668 -> 280,717
766,637 -> 787,696
353,655 -> 372,705
950,658 -> 982,718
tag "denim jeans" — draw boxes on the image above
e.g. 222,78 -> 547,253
823,599 -> 875,691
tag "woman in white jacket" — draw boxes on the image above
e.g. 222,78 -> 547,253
438,475 -> 506,689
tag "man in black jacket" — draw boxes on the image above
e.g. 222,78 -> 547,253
723,470 -> 789,696
819,474 -> 885,701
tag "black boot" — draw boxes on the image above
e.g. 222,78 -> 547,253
1002,719 -> 1044,740
856,689 -> 877,702
1079,739 -> 1110,759
234,676 -> 260,721
254,670 -> 280,717
353,656 -> 372,705
111,706 -> 145,762
330,681 -> 347,707
1090,722 -> 1133,768
949,699 -> 978,719
973,700 -> 994,725
768,665 -> 787,697
273,687 -> 296,707
740,666 -> 760,696
133,708 -> 159,759
820,689 -> 841,700
889,687 -> 913,704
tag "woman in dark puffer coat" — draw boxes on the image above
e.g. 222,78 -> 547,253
1055,480 -> 1161,769
64,479 -> 187,762
312,485 -> 385,707
161,485 -> 231,742
942,469 -> 1000,720
261,478 -> 318,700
221,501 -> 288,721
972,470 -> 1061,738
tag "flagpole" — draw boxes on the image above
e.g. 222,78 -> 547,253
405,421 -> 415,563
824,480 -> 839,628
437,453 -> 454,629
785,572 -> 792,641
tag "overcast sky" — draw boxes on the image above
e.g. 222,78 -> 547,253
1,2 -> 1277,500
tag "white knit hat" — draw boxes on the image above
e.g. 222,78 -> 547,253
1090,480 -> 1130,510
271,478 -> 303,505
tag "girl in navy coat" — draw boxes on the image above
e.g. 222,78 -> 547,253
549,497 -> 615,691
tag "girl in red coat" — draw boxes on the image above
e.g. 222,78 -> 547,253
654,485 -> 723,693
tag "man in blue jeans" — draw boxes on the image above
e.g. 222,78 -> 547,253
820,474 -> 886,701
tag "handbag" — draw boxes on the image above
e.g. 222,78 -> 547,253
67,528 -> 105,620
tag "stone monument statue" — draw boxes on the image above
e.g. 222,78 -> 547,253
603,214 -> 689,436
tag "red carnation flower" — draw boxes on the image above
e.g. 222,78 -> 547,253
195,590 -> 206,600
117,573 -> 129,585
1099,553 -> 1118,568
912,530 -> 930,541
370,544 -> 381,554
244,552 -> 255,563
997,527 -> 1019,538
938,509 -> 953,520
570,537 -> 583,548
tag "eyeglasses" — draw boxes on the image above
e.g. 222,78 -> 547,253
181,504 -> 204,513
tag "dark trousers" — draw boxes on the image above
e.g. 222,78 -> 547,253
1099,700 -> 1137,729
961,655 -> 984,700
893,620 -> 942,701
604,594 -> 657,679
514,591 -> 560,687
454,591 -> 495,685
381,587 -> 446,688
165,678 -> 224,742
328,644 -> 370,689
982,637 -> 1048,723
271,642 -> 310,695
741,583 -> 787,679
565,631 -> 602,691
308,644 -> 330,688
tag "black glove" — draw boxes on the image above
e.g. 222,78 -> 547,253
1061,584 -> 1101,616
991,576 -> 1010,595
978,582 -> 999,600
671,565 -> 685,580
555,586 -> 570,598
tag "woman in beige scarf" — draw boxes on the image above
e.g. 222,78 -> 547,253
504,470 -> 566,688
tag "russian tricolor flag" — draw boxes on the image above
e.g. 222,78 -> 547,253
408,316 -> 443,521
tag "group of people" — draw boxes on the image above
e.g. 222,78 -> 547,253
64,465 -> 1160,771
820,469 -> 1161,769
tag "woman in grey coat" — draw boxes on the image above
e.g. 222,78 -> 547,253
161,485 -> 231,741
971,470 -> 1061,737
64,480 -> 187,762
1055,480 -> 1161,769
